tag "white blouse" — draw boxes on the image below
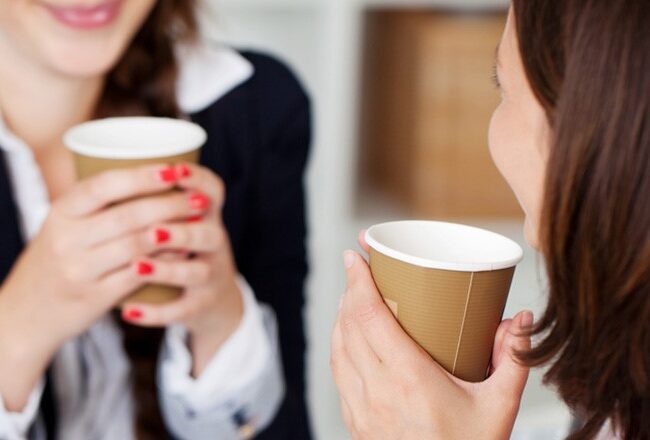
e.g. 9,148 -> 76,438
0,43 -> 284,440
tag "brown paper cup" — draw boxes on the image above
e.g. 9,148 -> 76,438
366,221 -> 523,382
63,117 -> 207,305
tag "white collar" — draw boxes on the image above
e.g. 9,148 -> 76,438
175,42 -> 254,114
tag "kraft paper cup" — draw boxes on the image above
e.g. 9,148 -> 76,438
365,221 -> 524,382
64,117 -> 207,305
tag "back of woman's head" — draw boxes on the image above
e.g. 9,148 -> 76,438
512,1 -> 650,438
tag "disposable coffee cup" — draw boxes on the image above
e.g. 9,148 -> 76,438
365,221 -> 524,382
64,117 -> 207,305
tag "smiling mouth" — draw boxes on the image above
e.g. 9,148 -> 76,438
40,0 -> 123,30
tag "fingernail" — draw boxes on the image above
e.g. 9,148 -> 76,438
343,250 -> 356,269
520,310 -> 534,327
123,308 -> 143,321
187,215 -> 203,223
154,228 -> 170,244
177,164 -> 191,178
188,193 -> 210,210
158,166 -> 177,183
136,261 -> 154,276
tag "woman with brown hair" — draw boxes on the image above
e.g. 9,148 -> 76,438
332,1 -> 649,439
0,1 -> 311,439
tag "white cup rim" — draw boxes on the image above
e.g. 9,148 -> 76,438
365,220 -> 524,272
63,117 -> 207,160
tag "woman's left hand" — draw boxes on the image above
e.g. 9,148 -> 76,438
331,242 -> 531,440
121,163 -> 243,376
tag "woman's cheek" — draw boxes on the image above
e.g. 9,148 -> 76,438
489,102 -> 541,249
488,103 -> 512,185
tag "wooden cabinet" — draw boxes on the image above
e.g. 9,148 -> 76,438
359,10 -> 522,219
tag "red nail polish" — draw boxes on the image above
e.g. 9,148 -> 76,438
154,228 -> 170,244
189,193 -> 210,210
123,308 -> 143,320
136,261 -> 154,276
177,164 -> 191,178
158,166 -> 177,183
187,215 -> 203,223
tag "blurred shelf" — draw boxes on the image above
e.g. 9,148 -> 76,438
210,0 -> 508,12
208,0 -> 325,11
361,0 -> 508,11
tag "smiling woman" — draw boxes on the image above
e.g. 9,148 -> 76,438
0,1 -> 312,440
0,1 -> 157,76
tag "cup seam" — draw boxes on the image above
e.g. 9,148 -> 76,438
452,272 -> 474,375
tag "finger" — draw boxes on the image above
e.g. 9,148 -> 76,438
120,294 -> 203,327
57,164 -> 178,217
342,250 -> 422,365
144,221 -> 227,254
489,318 -> 513,375
84,231 -> 158,279
84,190 -> 211,246
339,298 -> 383,378
131,257 -> 213,288
357,230 -> 370,253
487,310 -> 532,400
96,266 -> 144,307
331,318 -> 365,408
173,164 -> 226,212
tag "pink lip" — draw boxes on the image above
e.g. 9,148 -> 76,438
41,1 -> 123,29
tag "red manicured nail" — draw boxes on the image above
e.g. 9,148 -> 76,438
154,228 -> 170,244
177,164 -> 191,178
123,308 -> 143,320
136,261 -> 154,276
158,166 -> 177,183
187,215 -> 203,223
188,193 -> 210,210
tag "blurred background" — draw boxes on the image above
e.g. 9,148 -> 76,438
203,0 -> 572,438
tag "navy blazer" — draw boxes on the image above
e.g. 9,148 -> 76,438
0,51 -> 312,440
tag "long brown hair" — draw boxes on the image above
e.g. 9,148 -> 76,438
512,1 -> 650,439
99,1 -> 197,438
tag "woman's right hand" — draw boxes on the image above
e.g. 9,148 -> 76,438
0,164 -> 210,411
331,232 -> 531,440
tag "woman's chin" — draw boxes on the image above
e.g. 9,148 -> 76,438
41,47 -> 122,79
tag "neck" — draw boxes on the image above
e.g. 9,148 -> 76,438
0,34 -> 104,150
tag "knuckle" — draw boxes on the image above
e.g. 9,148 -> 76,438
342,315 -> 356,331
353,412 -> 372,438
177,225 -> 192,246
354,303 -> 381,325
329,350 -> 343,373
62,261 -> 85,283
86,174 -> 111,203
194,262 -> 213,282
400,361 -> 427,393
125,235 -> 146,257
50,235 -> 72,257
204,226 -> 225,250
112,207 -> 138,230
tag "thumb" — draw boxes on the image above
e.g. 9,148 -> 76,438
344,250 -> 371,290
488,310 -> 533,399
343,250 -> 383,308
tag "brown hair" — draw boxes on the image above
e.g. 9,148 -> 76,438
512,1 -> 650,439
100,1 -> 197,438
